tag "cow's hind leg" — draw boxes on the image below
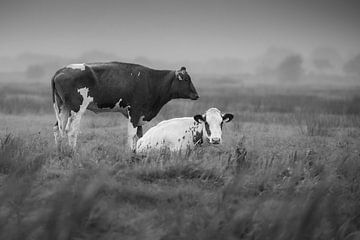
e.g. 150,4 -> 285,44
66,111 -> 82,149
53,122 -> 61,150
53,102 -> 61,147
53,101 -> 70,149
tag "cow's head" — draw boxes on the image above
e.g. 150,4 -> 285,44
173,67 -> 199,100
193,108 -> 234,144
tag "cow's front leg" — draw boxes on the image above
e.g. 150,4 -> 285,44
127,116 -> 147,152
127,121 -> 138,152
136,126 -> 143,138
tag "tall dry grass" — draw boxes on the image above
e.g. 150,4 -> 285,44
0,132 -> 359,239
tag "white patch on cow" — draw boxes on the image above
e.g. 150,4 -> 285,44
114,98 -> 123,110
203,108 -> 223,143
66,87 -> 93,148
115,100 -> 130,117
138,72 -> 141,77
66,63 -> 86,71
175,70 -> 183,80
87,98 -> 129,115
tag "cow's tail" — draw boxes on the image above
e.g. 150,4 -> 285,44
51,72 -> 63,106
51,74 -> 56,103
51,73 -> 62,124
51,72 -> 64,122
52,73 -> 61,145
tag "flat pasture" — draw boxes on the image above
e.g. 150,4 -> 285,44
0,79 -> 360,239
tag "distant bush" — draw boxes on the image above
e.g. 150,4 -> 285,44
344,53 -> 360,77
313,58 -> 333,71
276,54 -> 304,82
26,64 -> 45,79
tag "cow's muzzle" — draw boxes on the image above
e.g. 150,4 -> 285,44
210,138 -> 221,144
190,93 -> 199,100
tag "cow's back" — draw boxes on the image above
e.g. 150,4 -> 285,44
52,62 -> 144,112
136,117 -> 201,152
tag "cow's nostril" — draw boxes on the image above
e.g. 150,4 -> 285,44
211,138 -> 220,144
191,94 -> 199,100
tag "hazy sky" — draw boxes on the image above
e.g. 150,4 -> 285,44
1,0 -> 359,62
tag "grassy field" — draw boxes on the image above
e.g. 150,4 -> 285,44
0,79 -> 360,239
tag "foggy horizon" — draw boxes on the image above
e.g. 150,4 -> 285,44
1,0 -> 360,63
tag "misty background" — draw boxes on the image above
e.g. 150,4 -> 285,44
0,0 -> 360,84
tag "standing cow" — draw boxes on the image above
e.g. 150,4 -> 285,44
51,62 -> 199,150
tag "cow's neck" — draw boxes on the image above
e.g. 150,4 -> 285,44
156,70 -> 175,102
148,71 -> 175,115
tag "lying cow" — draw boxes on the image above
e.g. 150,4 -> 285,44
136,108 -> 234,153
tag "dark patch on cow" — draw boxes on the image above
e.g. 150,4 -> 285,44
192,130 -> 203,145
51,62 -> 199,128
204,122 -> 211,136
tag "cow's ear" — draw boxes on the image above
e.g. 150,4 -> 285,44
175,70 -> 183,81
180,66 -> 187,74
194,114 -> 205,123
222,113 -> 234,122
